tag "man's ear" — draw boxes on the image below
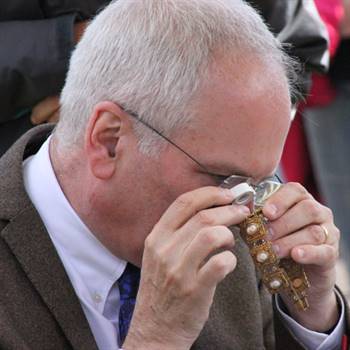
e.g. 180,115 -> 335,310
84,101 -> 131,179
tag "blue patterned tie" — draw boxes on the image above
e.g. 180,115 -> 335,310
118,263 -> 140,345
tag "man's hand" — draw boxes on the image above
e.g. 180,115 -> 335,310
263,183 -> 340,332
74,21 -> 89,44
30,95 -> 60,125
123,186 -> 250,350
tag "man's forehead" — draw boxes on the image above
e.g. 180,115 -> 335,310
206,54 -> 290,96
174,62 -> 291,179
190,59 -> 291,127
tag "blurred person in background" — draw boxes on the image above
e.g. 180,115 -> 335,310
0,1 -> 111,156
305,0 -> 350,263
0,0 -> 329,156
281,0 -> 350,275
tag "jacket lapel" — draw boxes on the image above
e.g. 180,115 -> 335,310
0,125 -> 98,350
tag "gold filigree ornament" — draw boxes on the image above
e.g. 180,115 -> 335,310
221,176 -> 310,311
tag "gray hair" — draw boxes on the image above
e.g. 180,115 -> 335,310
55,0 -> 297,154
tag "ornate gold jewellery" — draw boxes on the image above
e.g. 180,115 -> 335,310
221,176 -> 310,311
240,209 -> 310,310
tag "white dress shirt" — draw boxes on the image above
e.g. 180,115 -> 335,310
23,137 -> 126,350
23,137 -> 345,350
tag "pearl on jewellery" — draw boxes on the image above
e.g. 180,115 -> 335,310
256,251 -> 269,263
247,223 -> 258,235
270,279 -> 282,289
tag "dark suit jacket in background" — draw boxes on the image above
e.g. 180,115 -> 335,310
0,125 -> 349,349
0,0 -> 111,156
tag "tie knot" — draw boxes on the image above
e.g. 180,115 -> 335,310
118,263 -> 140,300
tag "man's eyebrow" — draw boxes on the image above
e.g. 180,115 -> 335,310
202,161 -> 250,177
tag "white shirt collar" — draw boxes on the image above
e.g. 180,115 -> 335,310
23,137 -> 126,311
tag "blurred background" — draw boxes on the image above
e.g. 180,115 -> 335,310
280,0 -> 350,301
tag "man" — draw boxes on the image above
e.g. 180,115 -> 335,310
0,1 -> 348,349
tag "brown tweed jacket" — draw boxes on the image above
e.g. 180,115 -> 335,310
0,125 -> 349,350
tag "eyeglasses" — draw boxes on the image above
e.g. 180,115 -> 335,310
123,107 -> 282,188
123,108 -> 227,179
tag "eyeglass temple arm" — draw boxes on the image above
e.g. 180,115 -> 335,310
123,108 -> 211,174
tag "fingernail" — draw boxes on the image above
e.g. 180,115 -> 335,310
240,206 -> 250,214
297,248 -> 305,259
265,204 -> 277,217
272,244 -> 280,255
267,228 -> 274,240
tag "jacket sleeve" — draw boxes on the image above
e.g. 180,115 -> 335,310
273,286 -> 350,350
39,0 -> 108,20
0,15 -> 76,123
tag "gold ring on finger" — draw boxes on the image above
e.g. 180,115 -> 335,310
320,224 -> 329,244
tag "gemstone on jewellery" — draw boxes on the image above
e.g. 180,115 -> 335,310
256,251 -> 269,263
292,278 -> 303,288
247,223 -> 258,235
270,279 -> 282,289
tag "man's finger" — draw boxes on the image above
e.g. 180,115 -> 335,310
30,96 -> 60,125
47,110 -> 60,123
181,226 -> 234,272
175,204 -> 249,247
197,250 -> 237,288
263,182 -> 312,220
156,186 -> 236,232
268,199 -> 331,240
271,224 -> 338,258
290,244 -> 338,268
